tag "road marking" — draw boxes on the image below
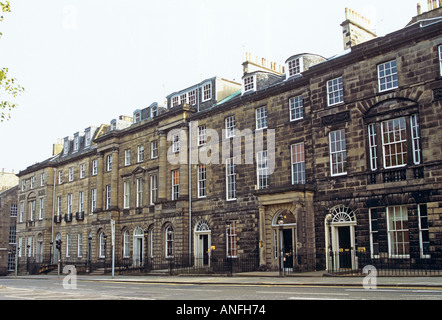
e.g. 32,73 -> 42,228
288,296 -> 350,300
257,290 -> 348,296
166,288 -> 220,292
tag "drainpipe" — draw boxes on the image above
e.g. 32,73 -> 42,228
51,168 -> 57,264
324,214 -> 332,272
188,121 -> 192,266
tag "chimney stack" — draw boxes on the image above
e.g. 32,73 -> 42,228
341,8 -> 377,50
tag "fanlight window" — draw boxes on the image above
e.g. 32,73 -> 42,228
196,220 -> 210,232
330,205 -> 356,223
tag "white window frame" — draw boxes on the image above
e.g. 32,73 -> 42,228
19,202 -> 24,222
289,95 -> 303,121
92,160 -> 98,176
66,234 -> 71,258
106,155 -> 113,172
123,181 -> 130,209
172,96 -> 180,107
10,204 -> 17,217
77,233 -> 83,258
256,151 -> 269,189
151,104 -> 158,117
80,164 -> 85,179
150,174 -> 158,205
136,177 -> 143,207
197,164 -> 206,198
67,193 -> 73,215
99,232 -> 106,258
63,139 -> 69,156
172,133 -> 180,153
58,170 -> 63,184
30,176 -> 34,189
287,57 -> 303,77
368,124 -> 378,171
151,140 -> 158,159
198,125 -> 206,146
180,93 -> 187,105
243,74 -> 256,93
125,149 -> 131,166
410,114 -> 421,165
105,185 -> 111,210
329,129 -> 347,176
378,60 -> 398,92
91,189 -> 97,214
291,143 -> 305,184
85,130 -> 91,147
73,135 -> 79,152
188,90 -> 196,106
78,191 -> 84,213
40,173 -> 45,186
381,117 -> 407,169
387,205 -> 410,259
57,196 -> 62,216
202,83 -> 212,102
39,198 -> 44,220
69,167 -> 74,182
226,157 -> 236,201
134,111 -> 141,123
225,116 -> 236,138
171,169 -> 180,200
29,200 -> 35,221
255,106 -> 268,130
137,145 -> 144,162
327,77 -> 344,106
123,230 -> 130,258
439,45 -> 442,76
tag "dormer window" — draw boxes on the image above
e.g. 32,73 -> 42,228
180,93 -> 187,105
286,57 -> 303,78
73,133 -> 79,152
202,83 -> 212,102
110,119 -> 117,131
172,96 -> 180,107
63,138 -> 70,156
151,104 -> 158,118
133,110 -> 141,123
188,90 -> 196,106
84,129 -> 91,147
243,75 -> 256,94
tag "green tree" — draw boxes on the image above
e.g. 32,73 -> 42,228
1,1 -> 24,122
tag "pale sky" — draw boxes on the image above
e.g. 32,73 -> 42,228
0,0 -> 423,173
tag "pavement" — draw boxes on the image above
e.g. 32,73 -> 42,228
4,271 -> 442,289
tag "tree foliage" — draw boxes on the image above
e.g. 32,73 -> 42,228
1,1 -> 24,122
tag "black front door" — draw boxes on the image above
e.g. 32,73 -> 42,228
201,234 -> 209,266
338,226 -> 351,268
282,229 -> 293,269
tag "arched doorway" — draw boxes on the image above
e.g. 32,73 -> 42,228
194,220 -> 211,267
326,205 -> 357,271
272,210 -> 297,271
36,233 -> 43,263
54,233 -> 61,263
133,227 -> 144,267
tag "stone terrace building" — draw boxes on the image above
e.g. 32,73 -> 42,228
14,6 -> 442,274
0,186 -> 18,275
